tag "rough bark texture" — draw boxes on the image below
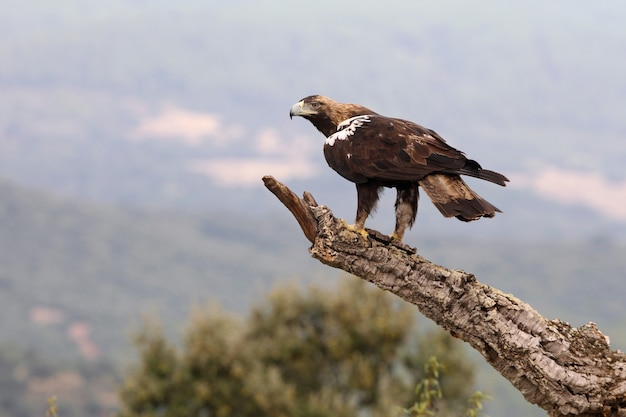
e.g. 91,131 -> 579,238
262,176 -> 626,417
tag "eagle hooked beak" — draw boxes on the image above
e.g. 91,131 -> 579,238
289,100 -> 304,119
290,100 -> 321,119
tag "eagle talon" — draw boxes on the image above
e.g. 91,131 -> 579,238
351,227 -> 370,240
340,220 -> 370,240
389,233 -> 402,242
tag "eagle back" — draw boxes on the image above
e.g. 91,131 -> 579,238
322,113 -> 472,185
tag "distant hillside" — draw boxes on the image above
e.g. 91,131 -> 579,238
2,179 -> 626,417
2,179 -> 625,359
0,178 -> 330,360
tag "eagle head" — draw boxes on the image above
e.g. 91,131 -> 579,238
289,95 -> 333,119
290,95 -> 375,137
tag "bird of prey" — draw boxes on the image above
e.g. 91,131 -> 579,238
289,95 -> 508,242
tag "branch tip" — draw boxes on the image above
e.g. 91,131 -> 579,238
262,175 -> 318,243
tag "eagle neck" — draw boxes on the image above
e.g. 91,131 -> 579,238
305,115 -> 337,137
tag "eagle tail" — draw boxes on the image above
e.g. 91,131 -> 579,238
418,174 -> 501,221
458,160 -> 509,186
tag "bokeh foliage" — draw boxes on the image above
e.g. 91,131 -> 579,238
118,278 -> 475,417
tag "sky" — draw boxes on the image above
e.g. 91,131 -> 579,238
2,0 -> 626,231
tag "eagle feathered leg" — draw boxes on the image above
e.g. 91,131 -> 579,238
391,183 -> 419,241
348,182 -> 381,238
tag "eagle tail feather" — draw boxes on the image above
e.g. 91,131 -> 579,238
419,174 -> 501,221
457,160 -> 509,186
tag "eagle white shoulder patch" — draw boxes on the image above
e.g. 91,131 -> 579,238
325,115 -> 371,146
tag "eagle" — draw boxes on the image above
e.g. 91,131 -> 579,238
289,95 -> 508,242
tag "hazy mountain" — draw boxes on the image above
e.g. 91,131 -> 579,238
0,178 -> 331,360
1,1 -> 626,240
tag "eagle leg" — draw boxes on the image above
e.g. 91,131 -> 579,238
351,182 -> 382,239
391,183 -> 419,242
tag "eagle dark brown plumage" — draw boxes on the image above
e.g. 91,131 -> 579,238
289,95 -> 508,242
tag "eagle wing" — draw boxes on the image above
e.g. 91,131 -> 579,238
323,115 -> 469,184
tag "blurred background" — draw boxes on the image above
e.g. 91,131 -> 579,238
1,1 -> 625,416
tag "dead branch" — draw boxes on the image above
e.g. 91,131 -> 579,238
262,175 -> 626,417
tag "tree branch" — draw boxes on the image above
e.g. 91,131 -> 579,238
263,176 -> 626,417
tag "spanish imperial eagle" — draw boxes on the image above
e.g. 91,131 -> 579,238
289,95 -> 508,242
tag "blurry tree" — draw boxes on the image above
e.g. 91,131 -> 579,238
118,278 -> 476,417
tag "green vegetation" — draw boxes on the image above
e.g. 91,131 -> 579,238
118,279 -> 475,417
46,396 -> 58,417
397,357 -> 489,417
